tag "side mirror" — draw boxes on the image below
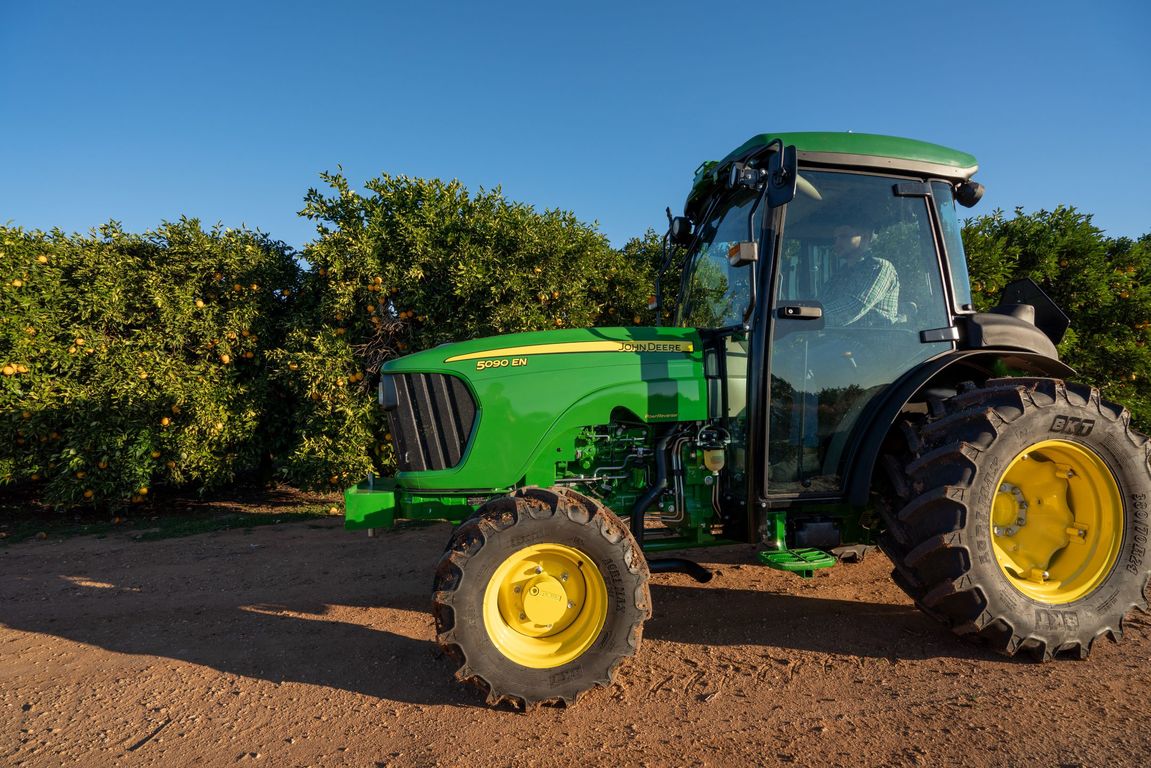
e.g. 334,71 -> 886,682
767,145 -> 798,208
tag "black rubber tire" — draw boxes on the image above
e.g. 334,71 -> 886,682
432,486 -> 651,707
880,378 -> 1151,659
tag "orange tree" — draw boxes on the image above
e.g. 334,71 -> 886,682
0,220 -> 299,508
273,173 -> 658,489
963,207 -> 1151,427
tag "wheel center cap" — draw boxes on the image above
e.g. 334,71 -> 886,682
521,575 -> 568,625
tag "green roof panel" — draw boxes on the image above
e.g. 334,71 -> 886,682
687,132 -> 978,213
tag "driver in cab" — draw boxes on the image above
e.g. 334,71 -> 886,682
820,223 -> 900,326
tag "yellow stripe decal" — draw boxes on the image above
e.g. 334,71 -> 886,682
445,340 -> 694,363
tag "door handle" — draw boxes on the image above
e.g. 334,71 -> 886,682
779,305 -> 823,319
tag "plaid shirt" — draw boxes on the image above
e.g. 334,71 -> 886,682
820,255 -> 900,327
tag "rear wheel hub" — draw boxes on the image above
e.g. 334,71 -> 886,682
991,439 -> 1123,604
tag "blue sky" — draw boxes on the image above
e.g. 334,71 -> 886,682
2,1 -> 1148,250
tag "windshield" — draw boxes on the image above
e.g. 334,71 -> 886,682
676,191 -> 759,328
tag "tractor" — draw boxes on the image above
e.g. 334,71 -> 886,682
345,132 -> 1151,707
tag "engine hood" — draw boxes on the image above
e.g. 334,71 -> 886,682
381,326 -> 708,490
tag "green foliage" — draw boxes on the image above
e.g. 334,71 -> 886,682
963,207 -> 1151,427
0,221 -> 299,507
274,173 -> 659,489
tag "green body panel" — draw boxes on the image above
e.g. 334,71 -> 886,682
345,478 -> 497,530
345,478 -> 397,529
384,325 -> 707,492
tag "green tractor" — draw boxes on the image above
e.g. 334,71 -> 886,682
345,132 -> 1151,707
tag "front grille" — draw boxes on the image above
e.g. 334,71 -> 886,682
382,373 -> 477,472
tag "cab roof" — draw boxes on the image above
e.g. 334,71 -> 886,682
687,132 -> 979,216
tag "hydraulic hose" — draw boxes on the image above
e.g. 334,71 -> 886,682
630,428 -> 712,584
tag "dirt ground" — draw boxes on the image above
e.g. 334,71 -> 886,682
3,514 -> 1150,768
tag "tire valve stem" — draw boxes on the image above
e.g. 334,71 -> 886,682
567,601 -> 575,609
560,572 -> 569,582
535,565 -> 543,574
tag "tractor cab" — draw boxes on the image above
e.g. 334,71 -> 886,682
672,140 -> 978,498
660,133 -> 1062,550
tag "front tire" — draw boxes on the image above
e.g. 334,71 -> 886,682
882,378 -> 1151,659
433,487 -> 650,707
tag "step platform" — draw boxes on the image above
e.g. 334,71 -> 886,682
756,548 -> 837,578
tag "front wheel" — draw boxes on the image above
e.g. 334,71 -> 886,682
882,379 -> 1151,659
433,487 -> 650,707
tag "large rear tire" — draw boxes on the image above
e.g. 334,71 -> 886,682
433,487 -> 650,707
881,378 -> 1151,659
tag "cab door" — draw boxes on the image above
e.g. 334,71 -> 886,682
766,171 -> 955,494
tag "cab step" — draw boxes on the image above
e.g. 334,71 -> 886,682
756,548 -> 837,578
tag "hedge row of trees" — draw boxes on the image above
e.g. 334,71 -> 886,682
2,176 -> 1147,509
1,175 -> 660,507
964,207 -> 1151,423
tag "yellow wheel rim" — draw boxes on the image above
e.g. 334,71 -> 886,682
990,439 -> 1123,604
483,543 -> 608,669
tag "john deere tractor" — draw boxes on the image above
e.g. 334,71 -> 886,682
345,132 -> 1151,707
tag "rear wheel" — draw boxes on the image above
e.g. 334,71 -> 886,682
433,487 -> 650,706
881,378 -> 1151,659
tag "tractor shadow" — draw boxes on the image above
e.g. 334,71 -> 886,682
644,583 -> 996,661
0,525 -> 487,709
1,527 -> 1013,711
641,547 -> 1008,663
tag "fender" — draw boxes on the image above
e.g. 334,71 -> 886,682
842,349 -> 1075,507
